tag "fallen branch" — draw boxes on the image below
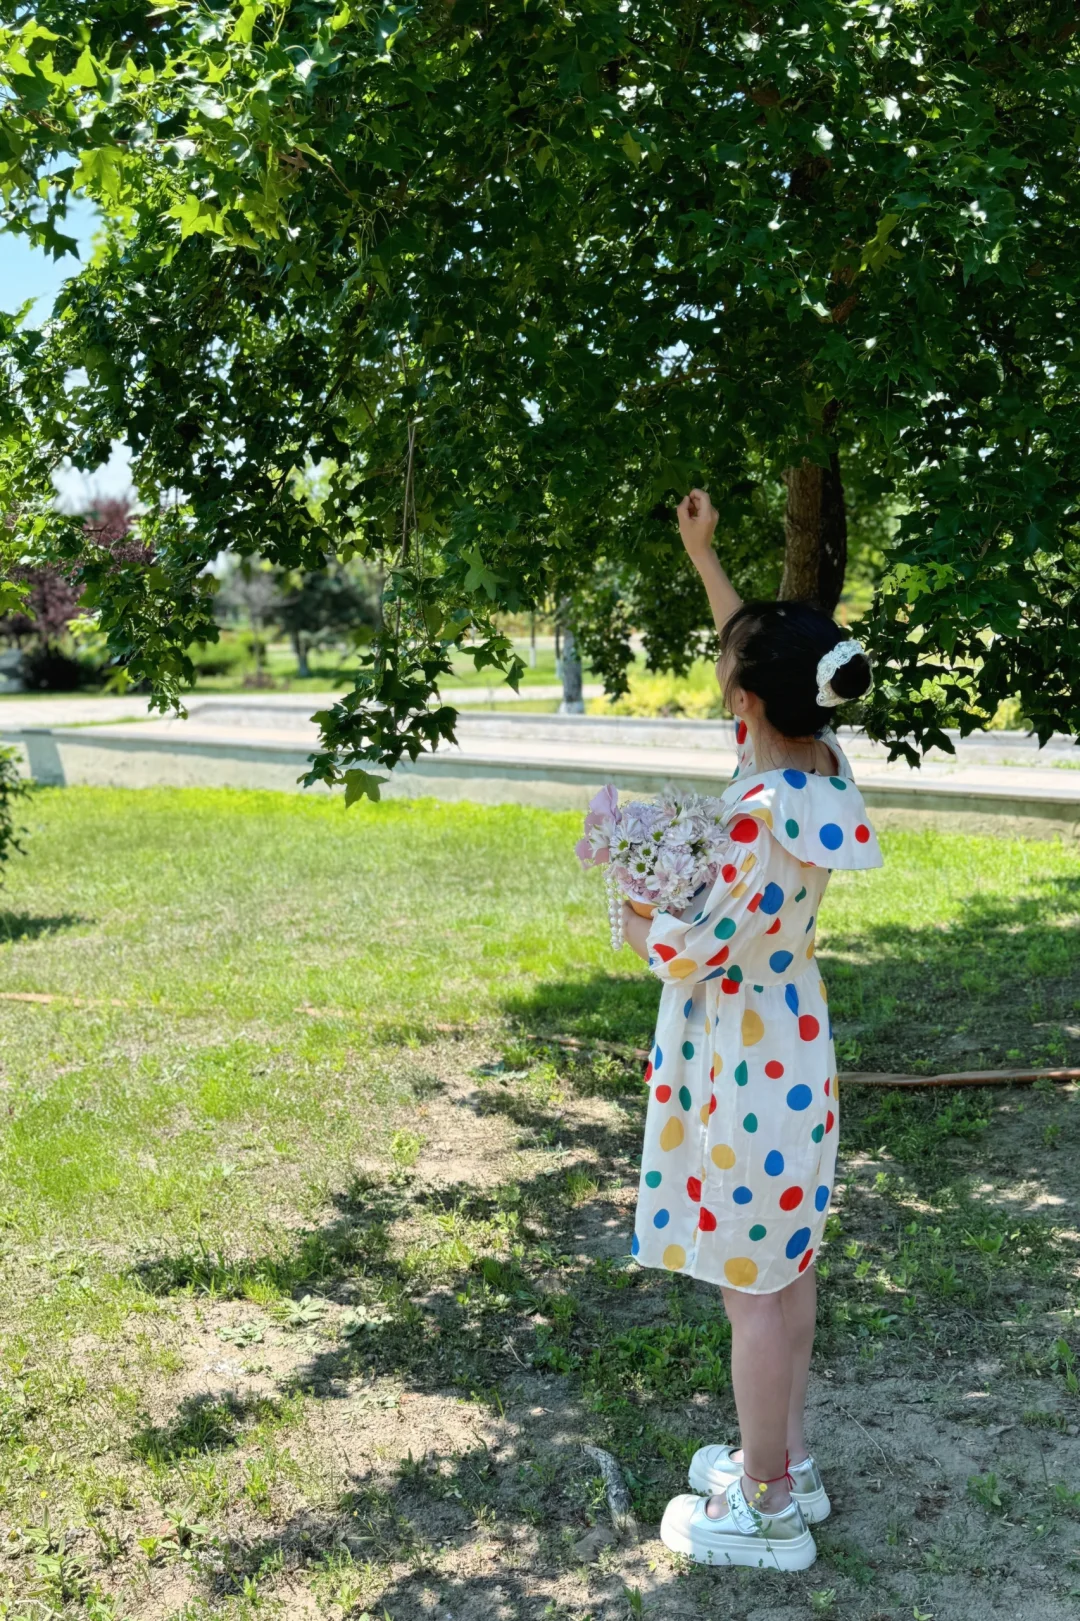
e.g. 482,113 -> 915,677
582,1444 -> 638,1539
8,998 -> 1077,1090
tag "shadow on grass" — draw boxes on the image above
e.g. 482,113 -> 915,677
120,872 -> 1080,1614
0,910 -> 93,943
498,873 -> 1080,1075
123,1053 -> 1080,1615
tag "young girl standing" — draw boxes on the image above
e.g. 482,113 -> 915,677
620,490 -> 882,1571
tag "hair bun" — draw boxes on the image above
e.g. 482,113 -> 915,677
828,652 -> 872,701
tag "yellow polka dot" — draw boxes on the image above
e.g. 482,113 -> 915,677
806,941 -> 815,958
699,1103 -> 710,1124
833,1074 -> 840,1101
669,957 -> 698,980
705,1017 -> 712,1035
732,882 -> 747,899
663,1244 -> 687,1271
741,1009 -> 764,1046
724,1256 -> 759,1287
712,1053 -> 723,1074
820,980 -> 828,1002
749,807 -> 774,829
711,1142 -> 736,1170
741,852 -> 756,871
659,1116 -> 685,1152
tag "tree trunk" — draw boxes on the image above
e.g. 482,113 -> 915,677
779,452 -> 847,615
291,628 -> 310,679
557,597 -> 584,713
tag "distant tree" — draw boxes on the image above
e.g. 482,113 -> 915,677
0,497 -> 139,688
213,557 -> 283,684
277,564 -> 380,679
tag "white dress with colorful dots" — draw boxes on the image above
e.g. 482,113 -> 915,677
631,726 -> 883,1294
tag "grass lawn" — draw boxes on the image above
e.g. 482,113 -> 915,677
0,789 -> 1078,1621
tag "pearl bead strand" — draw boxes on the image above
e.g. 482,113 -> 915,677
604,864 -> 624,951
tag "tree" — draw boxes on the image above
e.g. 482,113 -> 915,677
1,3 -> 1077,795
0,494 -> 138,687
277,563 -> 381,677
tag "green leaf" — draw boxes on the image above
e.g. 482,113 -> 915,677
343,768 -> 385,807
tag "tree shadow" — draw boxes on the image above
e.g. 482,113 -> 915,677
0,911 -> 92,943
498,872 -> 1080,1076
119,873 -> 1080,1616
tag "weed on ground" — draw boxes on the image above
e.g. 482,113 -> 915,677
0,789 -> 1077,1620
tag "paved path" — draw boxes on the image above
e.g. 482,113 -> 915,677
2,693 -> 1077,826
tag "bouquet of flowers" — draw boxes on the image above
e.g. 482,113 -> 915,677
576,783 -> 731,950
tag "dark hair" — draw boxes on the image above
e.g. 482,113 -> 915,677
719,600 -> 872,738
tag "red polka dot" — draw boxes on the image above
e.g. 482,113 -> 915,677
798,1014 -> 821,1042
721,863 -> 738,883
729,817 -> 759,844
824,1076 -> 830,1096
653,942 -> 677,962
741,783 -> 765,801
706,946 -> 729,966
736,720 -> 747,744
686,1176 -> 702,1203
764,1060 -> 784,1079
698,1206 -> 717,1232
644,1062 -> 653,1083
765,918 -> 782,934
708,1093 -> 717,1115
655,1084 -> 672,1103
779,1186 -> 804,1211
798,1248 -> 815,1273
825,1110 -> 835,1133
855,824 -> 871,844
747,891 -> 763,913
721,977 -> 741,995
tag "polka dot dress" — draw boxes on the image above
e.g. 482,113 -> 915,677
631,726 -> 883,1294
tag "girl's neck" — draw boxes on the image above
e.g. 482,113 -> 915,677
748,720 -> 831,776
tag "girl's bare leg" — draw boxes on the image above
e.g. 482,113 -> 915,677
712,1267 -> 819,1513
779,1264 -> 817,1465
715,1286 -> 793,1514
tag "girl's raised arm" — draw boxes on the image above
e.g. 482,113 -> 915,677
677,488 -> 742,635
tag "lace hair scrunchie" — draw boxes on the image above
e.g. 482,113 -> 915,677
816,639 -> 872,708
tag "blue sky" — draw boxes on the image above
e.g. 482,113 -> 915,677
0,197 -> 98,325
1,201 -> 133,500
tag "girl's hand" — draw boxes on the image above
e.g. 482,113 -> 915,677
677,488 -> 718,561
622,903 -> 653,964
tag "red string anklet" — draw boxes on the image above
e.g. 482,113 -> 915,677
742,1450 -> 795,1489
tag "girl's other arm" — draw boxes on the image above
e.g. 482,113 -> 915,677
677,488 -> 742,635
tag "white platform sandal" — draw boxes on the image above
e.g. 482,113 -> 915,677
660,1477 -> 817,1571
688,1443 -> 831,1524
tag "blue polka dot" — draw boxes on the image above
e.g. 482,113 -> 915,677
764,1149 -> 785,1176
785,1226 -> 812,1260
715,917 -> 737,940
805,914 -> 815,933
784,984 -> 800,1016
733,1185 -> 753,1205
815,1185 -> 830,1212
631,1233 -> 640,1256
819,823 -> 844,851
786,1084 -> 813,1112
759,882 -> 785,915
682,1041 -> 695,1059
684,998 -> 693,1017
769,950 -> 794,973
783,769 -> 807,788
654,1044 -> 663,1070
654,1208 -> 670,1229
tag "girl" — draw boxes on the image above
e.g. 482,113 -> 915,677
620,489 -> 882,1571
